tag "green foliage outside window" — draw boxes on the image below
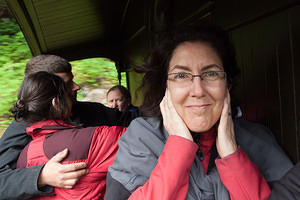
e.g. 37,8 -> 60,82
0,18 -> 126,135
0,18 -> 31,130
71,58 -> 127,99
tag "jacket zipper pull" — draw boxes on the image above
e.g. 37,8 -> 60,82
197,149 -> 204,161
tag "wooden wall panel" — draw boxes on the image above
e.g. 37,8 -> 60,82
291,7 -> 300,162
214,0 -> 298,30
215,4 -> 300,163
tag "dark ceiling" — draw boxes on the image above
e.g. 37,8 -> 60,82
6,0 -> 213,71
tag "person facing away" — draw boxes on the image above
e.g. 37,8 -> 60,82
12,71 -> 127,199
0,55 -> 137,199
104,26 -> 293,200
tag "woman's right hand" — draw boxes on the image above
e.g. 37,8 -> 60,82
160,89 -> 193,141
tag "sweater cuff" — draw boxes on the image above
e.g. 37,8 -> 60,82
167,135 -> 198,153
215,147 -> 271,199
33,165 -> 54,195
165,135 -> 198,167
215,147 -> 247,172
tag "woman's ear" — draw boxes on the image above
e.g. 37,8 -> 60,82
52,97 -> 59,111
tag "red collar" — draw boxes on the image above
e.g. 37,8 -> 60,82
192,126 -> 217,148
27,120 -> 77,139
199,127 -> 216,142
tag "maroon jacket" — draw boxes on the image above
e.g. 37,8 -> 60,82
17,120 -> 126,200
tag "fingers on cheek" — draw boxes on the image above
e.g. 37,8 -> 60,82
227,90 -> 231,104
163,102 -> 169,118
162,97 -> 166,109
159,101 -> 163,111
227,97 -> 232,112
160,96 -> 166,111
227,94 -> 230,105
222,98 -> 228,114
166,97 -> 170,110
167,92 -> 173,110
161,100 -> 167,117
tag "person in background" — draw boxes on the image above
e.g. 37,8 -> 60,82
0,55 -> 136,199
107,85 -> 138,112
107,85 -> 140,124
107,85 -> 130,112
104,26 -> 293,199
13,71 -> 127,200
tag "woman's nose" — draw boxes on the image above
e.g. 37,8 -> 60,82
190,77 -> 206,97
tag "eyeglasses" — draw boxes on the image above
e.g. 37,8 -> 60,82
167,71 -> 226,86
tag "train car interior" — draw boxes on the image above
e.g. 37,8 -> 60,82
5,0 -> 300,163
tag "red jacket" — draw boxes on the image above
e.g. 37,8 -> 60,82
17,120 -> 126,200
129,135 -> 271,200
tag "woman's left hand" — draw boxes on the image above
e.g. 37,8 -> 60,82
216,90 -> 238,158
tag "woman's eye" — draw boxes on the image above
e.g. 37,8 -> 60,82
205,71 -> 219,77
174,73 -> 189,80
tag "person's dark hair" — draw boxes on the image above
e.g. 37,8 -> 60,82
11,71 -> 71,123
107,85 -> 131,104
25,55 -> 72,76
136,25 -> 240,117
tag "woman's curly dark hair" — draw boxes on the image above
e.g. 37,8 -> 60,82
11,71 -> 71,123
136,25 -> 240,117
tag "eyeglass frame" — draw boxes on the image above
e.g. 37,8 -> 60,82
167,71 -> 227,84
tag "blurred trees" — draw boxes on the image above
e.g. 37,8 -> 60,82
0,18 -> 31,129
0,18 -> 126,134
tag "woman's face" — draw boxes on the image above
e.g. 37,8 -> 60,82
167,41 -> 227,133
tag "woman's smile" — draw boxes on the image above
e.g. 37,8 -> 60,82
186,104 -> 211,113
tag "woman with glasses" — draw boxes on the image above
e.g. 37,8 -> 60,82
104,26 -> 293,200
